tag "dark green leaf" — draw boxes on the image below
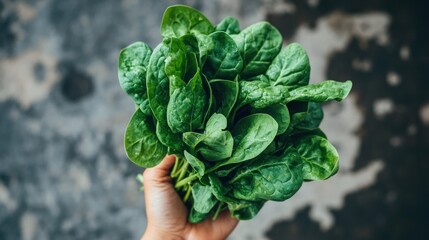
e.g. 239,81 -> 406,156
234,22 -> 282,78
210,77 -> 239,118
266,43 -> 310,90
191,183 -> 218,213
230,148 -> 304,201
184,150 -> 206,176
167,69 -> 208,133
238,79 -> 290,108
215,113 -> 278,168
216,16 -> 240,34
161,5 -> 215,38
124,109 -> 167,168
118,42 -> 152,115
292,134 -> 339,180
203,32 -> 243,80
147,38 -> 187,124
156,121 -> 183,153
252,103 -> 290,135
227,200 -> 265,220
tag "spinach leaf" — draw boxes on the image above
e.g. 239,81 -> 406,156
216,16 -> 240,34
147,38 -> 187,124
203,31 -> 243,80
184,150 -> 206,176
215,113 -> 278,168
229,148 -> 303,201
183,113 -> 234,161
156,121 -> 183,153
292,134 -> 339,181
252,103 -> 290,135
124,109 -> 167,168
167,69 -> 208,133
286,80 -> 352,103
295,102 -> 323,131
227,200 -> 265,220
198,114 -> 234,161
118,42 -> 152,115
210,77 -> 239,118
266,43 -> 310,90
238,78 -> 290,108
234,22 -> 282,78
191,183 -> 218,214
161,5 -> 215,38
188,208 -> 210,223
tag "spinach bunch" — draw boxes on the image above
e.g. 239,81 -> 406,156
118,5 -> 352,223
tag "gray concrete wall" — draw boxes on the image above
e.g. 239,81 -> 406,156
0,0 -> 427,239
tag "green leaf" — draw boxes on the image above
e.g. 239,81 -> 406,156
124,109 -> 167,168
183,113 -> 234,161
210,77 -> 239,118
198,114 -> 234,161
156,121 -> 183,153
238,78 -> 290,108
208,174 -> 231,202
184,150 -> 206,176
118,42 -> 152,115
227,200 -> 265,220
266,43 -> 310,90
188,208 -> 210,223
167,69 -> 208,133
286,80 -> 352,103
147,38 -> 187,124
203,31 -> 243,80
215,113 -> 278,168
229,148 -> 304,201
191,183 -> 218,214
216,16 -> 240,34
252,103 -> 290,135
161,5 -> 215,38
296,102 -> 323,131
234,22 -> 282,78
292,134 -> 339,180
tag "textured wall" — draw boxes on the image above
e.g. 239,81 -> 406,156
0,0 -> 428,239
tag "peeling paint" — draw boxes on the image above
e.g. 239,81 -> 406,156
373,98 -> 394,119
20,212 -> 38,240
419,103 -> 429,125
0,44 -> 59,108
387,71 -> 401,86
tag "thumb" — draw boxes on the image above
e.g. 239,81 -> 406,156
212,210 -> 239,238
143,155 -> 176,186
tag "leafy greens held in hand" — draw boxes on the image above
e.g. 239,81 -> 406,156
118,4 -> 353,223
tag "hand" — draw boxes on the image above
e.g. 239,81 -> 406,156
141,155 -> 239,240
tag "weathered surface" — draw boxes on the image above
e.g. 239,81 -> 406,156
0,0 -> 427,240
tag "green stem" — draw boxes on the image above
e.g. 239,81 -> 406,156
183,184 -> 192,202
176,161 -> 189,183
175,173 -> 198,188
212,202 -> 224,221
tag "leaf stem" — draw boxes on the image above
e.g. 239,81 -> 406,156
183,184 -> 192,202
212,202 -> 224,220
175,173 -> 198,188
176,160 -> 189,183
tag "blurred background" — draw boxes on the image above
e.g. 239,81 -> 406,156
1,0 -> 428,239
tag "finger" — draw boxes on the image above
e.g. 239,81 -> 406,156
143,155 -> 176,183
212,210 -> 239,237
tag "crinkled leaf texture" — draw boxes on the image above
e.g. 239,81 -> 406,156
292,134 -> 339,181
124,109 -> 167,168
230,148 -> 304,201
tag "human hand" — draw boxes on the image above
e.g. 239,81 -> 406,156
141,155 -> 239,240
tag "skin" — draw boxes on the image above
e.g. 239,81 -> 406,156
141,155 -> 239,240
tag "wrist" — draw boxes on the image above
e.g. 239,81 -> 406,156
141,227 -> 187,240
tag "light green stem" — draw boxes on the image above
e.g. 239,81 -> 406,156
175,173 -> 198,188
